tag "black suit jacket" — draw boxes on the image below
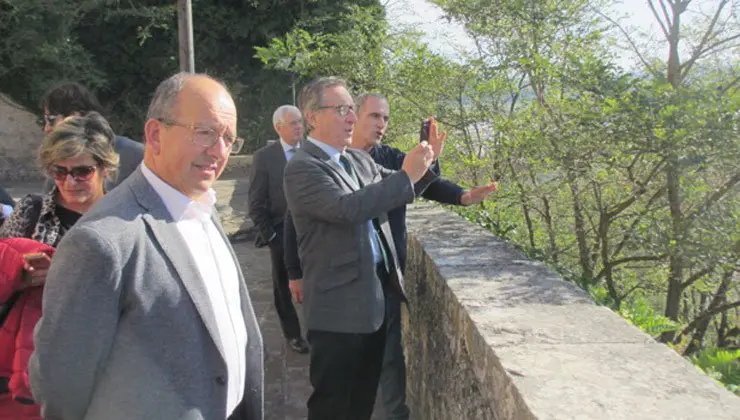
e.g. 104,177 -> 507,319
248,141 -> 289,245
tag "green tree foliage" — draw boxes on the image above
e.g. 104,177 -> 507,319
0,0 -> 384,149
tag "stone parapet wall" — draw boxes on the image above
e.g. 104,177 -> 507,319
402,202 -> 740,419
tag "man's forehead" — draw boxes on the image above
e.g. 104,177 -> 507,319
362,97 -> 389,115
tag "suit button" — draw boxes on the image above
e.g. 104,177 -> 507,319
216,376 -> 226,386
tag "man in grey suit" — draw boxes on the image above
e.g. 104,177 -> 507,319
283,77 -> 436,420
247,105 -> 309,354
29,73 -> 263,420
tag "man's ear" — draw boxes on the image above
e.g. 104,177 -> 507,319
144,119 -> 161,155
304,110 -> 316,130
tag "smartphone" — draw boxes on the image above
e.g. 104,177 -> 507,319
419,119 -> 430,143
23,252 -> 52,270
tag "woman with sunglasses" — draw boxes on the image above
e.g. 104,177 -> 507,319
0,111 -> 118,419
1,111 -> 119,247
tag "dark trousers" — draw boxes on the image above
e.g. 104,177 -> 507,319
378,291 -> 410,420
268,239 -> 302,340
306,322 -> 387,420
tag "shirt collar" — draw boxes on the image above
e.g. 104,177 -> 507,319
279,138 -> 300,153
141,163 -> 216,221
307,136 -> 342,164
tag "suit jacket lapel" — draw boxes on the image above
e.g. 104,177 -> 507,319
302,141 -> 359,191
129,169 -> 228,363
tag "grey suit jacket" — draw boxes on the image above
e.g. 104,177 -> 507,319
247,141 -> 288,244
283,141 -> 429,334
29,168 -> 264,420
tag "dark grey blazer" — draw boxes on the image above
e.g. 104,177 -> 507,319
283,141 -> 431,334
247,141 -> 288,244
29,168 -> 264,420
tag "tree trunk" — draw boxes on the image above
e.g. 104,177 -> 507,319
661,156 -> 683,343
683,269 -> 733,356
568,173 -> 593,284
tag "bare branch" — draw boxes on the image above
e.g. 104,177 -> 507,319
680,0 -> 729,77
680,300 -> 740,337
684,172 -> 740,225
595,254 -> 667,280
648,0 -> 671,40
681,266 -> 715,289
611,186 -> 667,256
684,34 -> 740,76
596,9 -> 661,77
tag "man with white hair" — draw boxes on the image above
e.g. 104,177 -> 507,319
247,105 -> 309,354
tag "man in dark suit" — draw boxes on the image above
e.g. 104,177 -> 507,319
284,93 -> 498,420
247,105 -> 309,354
40,82 -> 144,192
282,77 -> 436,420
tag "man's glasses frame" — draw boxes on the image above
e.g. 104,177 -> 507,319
48,165 -> 98,182
315,104 -> 355,118
157,118 -> 245,154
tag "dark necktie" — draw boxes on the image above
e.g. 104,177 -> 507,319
338,153 -> 390,272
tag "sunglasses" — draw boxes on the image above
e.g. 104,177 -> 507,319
36,114 -> 64,128
48,165 -> 97,182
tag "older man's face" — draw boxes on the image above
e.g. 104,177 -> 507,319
307,85 -> 356,150
276,111 -> 304,145
146,77 -> 236,199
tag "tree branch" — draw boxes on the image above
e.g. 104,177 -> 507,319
684,172 -> 740,225
596,9 -> 661,77
648,0 -> 671,41
680,300 -> 740,338
680,0 -> 729,77
595,254 -> 667,281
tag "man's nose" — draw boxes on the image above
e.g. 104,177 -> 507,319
206,135 -> 230,157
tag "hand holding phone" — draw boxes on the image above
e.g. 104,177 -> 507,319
420,117 -> 446,158
419,119 -> 430,143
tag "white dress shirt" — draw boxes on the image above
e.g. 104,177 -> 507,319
141,163 -> 248,416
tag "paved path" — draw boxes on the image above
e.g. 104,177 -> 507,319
6,176 -> 385,420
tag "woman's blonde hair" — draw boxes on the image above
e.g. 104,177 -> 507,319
37,111 -> 120,181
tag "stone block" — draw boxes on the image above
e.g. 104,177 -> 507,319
402,202 -> 740,420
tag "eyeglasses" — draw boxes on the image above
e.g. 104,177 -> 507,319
158,118 -> 245,154
36,114 -> 64,128
48,165 -> 97,182
316,104 -> 355,117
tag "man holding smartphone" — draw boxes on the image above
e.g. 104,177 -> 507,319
284,93 -> 497,420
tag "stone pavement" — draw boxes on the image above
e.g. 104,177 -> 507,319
6,176 -> 386,420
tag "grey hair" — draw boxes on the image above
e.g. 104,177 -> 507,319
272,105 -> 301,128
38,111 -> 120,181
298,77 -> 348,131
146,72 -> 231,121
354,93 -> 387,115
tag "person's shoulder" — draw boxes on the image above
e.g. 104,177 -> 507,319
78,184 -> 141,228
255,141 -> 280,156
115,135 -> 143,149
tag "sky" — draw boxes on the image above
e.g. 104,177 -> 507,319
384,0 -> 723,71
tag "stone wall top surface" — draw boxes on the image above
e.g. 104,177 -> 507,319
405,201 -> 740,419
